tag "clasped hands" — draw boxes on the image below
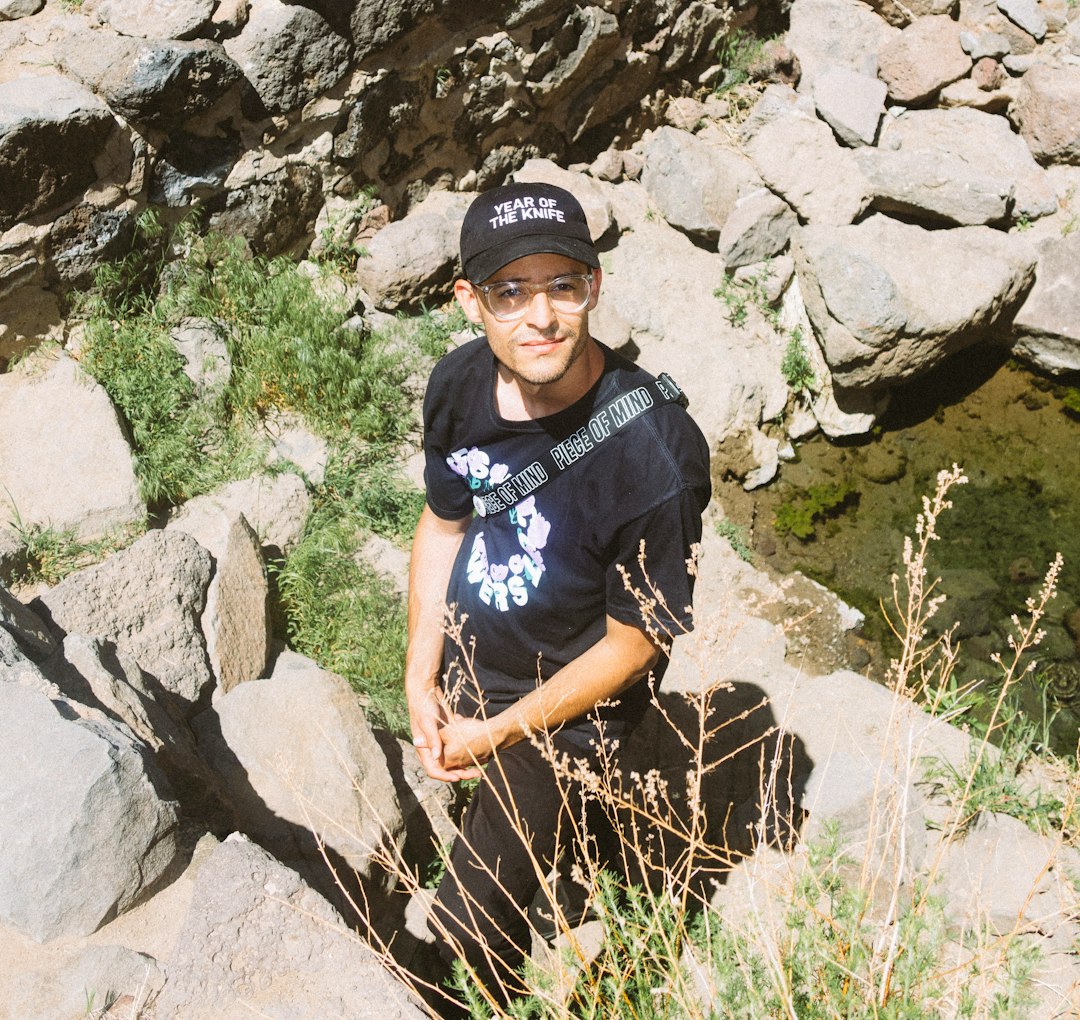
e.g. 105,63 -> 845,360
409,686 -> 503,783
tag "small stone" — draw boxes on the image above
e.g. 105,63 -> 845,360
972,57 -> 1005,91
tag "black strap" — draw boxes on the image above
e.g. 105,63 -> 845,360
472,372 -> 689,518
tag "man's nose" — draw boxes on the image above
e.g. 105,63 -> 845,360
523,287 -> 556,328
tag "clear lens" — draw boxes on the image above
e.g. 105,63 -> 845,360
481,275 -> 592,320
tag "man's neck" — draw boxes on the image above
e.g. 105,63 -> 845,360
494,339 -> 604,421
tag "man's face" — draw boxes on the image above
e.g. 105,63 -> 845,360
454,252 -> 602,390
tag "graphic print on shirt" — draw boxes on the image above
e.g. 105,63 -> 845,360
446,446 -> 550,612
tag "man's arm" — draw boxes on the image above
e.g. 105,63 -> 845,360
405,503 -> 475,782
438,614 -> 659,771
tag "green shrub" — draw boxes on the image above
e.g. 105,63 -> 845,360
774,479 -> 858,540
780,327 -> 817,396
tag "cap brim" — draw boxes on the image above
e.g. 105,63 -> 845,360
465,234 -> 600,283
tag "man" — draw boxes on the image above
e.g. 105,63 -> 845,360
405,180 -> 711,1006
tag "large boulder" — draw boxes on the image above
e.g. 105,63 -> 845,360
813,66 -> 888,147
513,158 -> 614,242
1010,233 -> 1080,374
0,354 -> 143,542
1011,64 -> 1080,166
746,111 -> 873,225
0,75 -> 114,231
34,530 -> 214,709
223,0 -> 351,116
793,215 -> 1037,387
84,0 -> 215,39
854,108 -> 1058,225
192,649 -> 405,886
876,15 -> 972,104
56,32 -> 244,130
0,679 -> 179,942
639,126 -> 761,239
786,0 -> 900,87
154,833 -> 425,1019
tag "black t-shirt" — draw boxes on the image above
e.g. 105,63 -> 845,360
423,337 -> 711,747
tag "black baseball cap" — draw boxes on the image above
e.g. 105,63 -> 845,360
459,181 -> 600,283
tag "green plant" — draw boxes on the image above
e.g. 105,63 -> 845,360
780,327 -> 817,397
714,29 -> 770,95
1061,387 -> 1080,417
6,512 -> 142,589
1014,214 -> 1032,232
714,518 -> 752,562
774,479 -> 858,540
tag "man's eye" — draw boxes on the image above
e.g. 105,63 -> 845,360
492,284 -> 524,301
549,279 -> 578,294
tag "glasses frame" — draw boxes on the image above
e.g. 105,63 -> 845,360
470,273 -> 595,322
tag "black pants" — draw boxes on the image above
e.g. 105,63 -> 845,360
430,735 -> 613,1007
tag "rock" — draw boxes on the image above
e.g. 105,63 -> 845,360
0,0 -> 44,18
355,204 -> 461,311
786,0 -> 900,87
41,633 -> 233,825
165,511 -> 269,696
640,126 -> 761,239
1011,233 -> 1080,374
865,0 -> 957,24
877,15 -> 972,104
224,0 -> 350,116
526,4 -> 621,109
169,317 -> 231,398
996,0 -> 1047,39
152,133 -> 241,208
0,680 -> 179,942
513,158 -> 613,242
598,218 -> 790,446
747,39 -> 802,87
0,354 -> 143,542
44,205 -> 139,290
167,472 -> 310,558
56,32 -> 244,131
960,29 -> 1013,58
813,66 -> 888,147
34,530 -> 214,710
0,75 -> 114,232
0,285 -> 63,369
0,581 -> 55,661
717,188 -> 798,269
1011,65 -> 1080,166
972,55 -> 1005,90
192,649 -> 404,886
746,111 -> 873,225
210,162 -> 323,257
854,108 -> 1057,226
154,834 -> 425,1019
262,410 -> 329,485
793,215 -> 1037,387
938,75 -> 1016,113
86,0 -> 215,39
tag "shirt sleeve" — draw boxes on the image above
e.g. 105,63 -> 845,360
421,357 -> 476,520
605,484 -> 704,639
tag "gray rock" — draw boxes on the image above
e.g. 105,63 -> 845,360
938,75 -> 1016,113
152,134 -> 241,208
167,472 -> 310,558
44,205 -> 139,290
169,317 -> 231,398
877,15 -> 972,103
717,189 -> 798,269
210,162 -> 323,257
959,29 -> 1013,58
863,0 -> 957,25
1011,233 -> 1080,374
0,75 -> 114,232
0,0 -> 43,18
192,649 -> 404,885
0,681 -> 179,942
746,112 -> 873,225
41,633 -> 233,825
996,0 -> 1047,39
88,0 -> 215,39
794,215 -> 1037,387
0,581 -> 55,661
0,354 -> 143,542
263,411 -> 329,486
0,624 -> 56,695
1011,65 -> 1080,166
355,210 -> 459,311
57,32 -> 243,130
813,66 -> 887,147
640,126 -> 761,239
34,530 -> 214,709
526,4 -> 621,109
154,834 -> 425,1019
166,511 -> 270,695
855,108 -> 1057,225
786,0 -> 900,86
224,0 -> 350,116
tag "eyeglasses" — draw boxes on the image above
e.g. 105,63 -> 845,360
471,274 -> 594,321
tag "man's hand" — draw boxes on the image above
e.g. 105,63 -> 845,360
407,685 -> 481,783
438,713 -> 500,775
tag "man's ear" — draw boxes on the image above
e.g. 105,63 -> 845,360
587,267 -> 603,311
454,278 -> 484,324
